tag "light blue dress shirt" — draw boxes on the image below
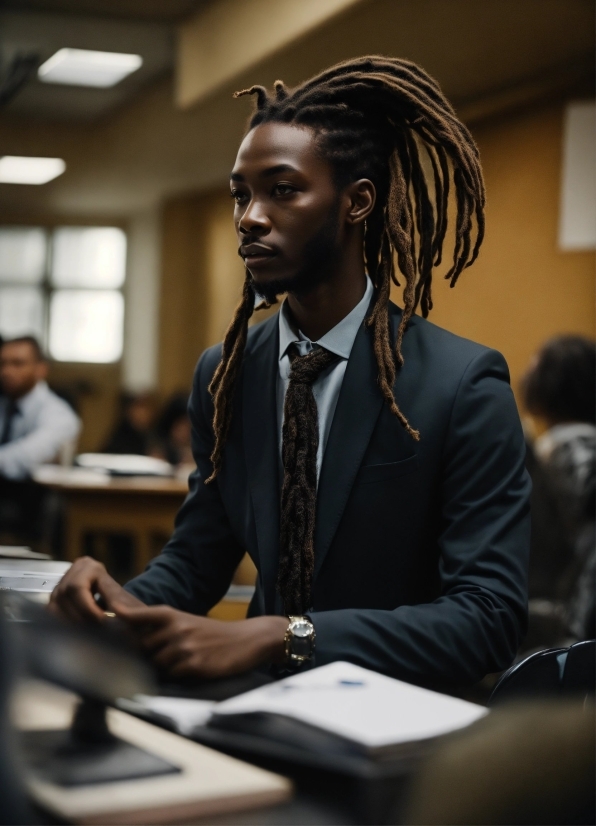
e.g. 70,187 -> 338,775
277,274 -> 373,478
0,381 -> 81,480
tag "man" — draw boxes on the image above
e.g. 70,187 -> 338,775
0,336 -> 80,479
51,57 -> 530,692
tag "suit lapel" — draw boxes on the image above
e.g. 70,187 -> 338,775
313,321 -> 384,582
242,318 -> 282,614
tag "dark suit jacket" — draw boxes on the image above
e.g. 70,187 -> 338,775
127,301 -> 530,691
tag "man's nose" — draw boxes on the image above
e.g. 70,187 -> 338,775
238,200 -> 270,235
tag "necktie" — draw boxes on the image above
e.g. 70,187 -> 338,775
278,344 -> 338,615
0,400 -> 18,446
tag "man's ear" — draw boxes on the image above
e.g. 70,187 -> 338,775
345,179 -> 376,226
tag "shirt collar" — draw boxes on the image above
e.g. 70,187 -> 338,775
278,274 -> 373,362
12,381 -> 48,416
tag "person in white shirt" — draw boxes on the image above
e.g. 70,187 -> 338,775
0,337 -> 81,480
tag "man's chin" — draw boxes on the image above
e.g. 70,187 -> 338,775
250,268 -> 329,304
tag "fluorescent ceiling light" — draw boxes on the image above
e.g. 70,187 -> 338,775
0,156 -> 66,185
38,48 -> 142,88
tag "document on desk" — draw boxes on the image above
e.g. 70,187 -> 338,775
210,661 -> 488,760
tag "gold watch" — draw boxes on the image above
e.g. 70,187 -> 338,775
284,615 -> 315,667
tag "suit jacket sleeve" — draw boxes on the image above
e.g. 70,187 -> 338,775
310,348 -> 531,691
124,351 -> 245,613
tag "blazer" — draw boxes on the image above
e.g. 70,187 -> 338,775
126,301 -> 531,692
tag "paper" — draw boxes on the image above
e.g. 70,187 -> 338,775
118,695 -> 216,736
213,661 -> 488,750
76,453 -> 174,477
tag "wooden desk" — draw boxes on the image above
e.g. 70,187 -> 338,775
33,467 -> 258,616
33,467 -> 189,577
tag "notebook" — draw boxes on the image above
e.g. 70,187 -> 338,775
124,661 -> 488,763
209,661 -> 488,761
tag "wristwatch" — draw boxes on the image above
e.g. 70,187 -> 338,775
284,615 -> 316,667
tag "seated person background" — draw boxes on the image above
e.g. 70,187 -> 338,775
0,336 -> 80,545
521,334 -> 595,646
102,391 -> 157,456
0,337 -> 80,481
151,393 -> 193,468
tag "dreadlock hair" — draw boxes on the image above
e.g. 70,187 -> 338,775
206,55 -> 485,483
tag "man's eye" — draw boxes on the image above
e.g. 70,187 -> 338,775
273,184 -> 295,196
230,190 -> 248,204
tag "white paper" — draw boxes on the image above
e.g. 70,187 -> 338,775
213,661 -> 487,749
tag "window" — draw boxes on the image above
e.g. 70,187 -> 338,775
0,225 -> 126,362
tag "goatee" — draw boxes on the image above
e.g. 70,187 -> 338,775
249,201 -> 341,304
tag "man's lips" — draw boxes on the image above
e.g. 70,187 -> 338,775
240,244 -> 278,266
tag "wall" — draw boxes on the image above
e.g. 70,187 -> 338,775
419,101 -> 595,402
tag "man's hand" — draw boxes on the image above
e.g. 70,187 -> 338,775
49,556 -> 144,623
113,602 -> 288,679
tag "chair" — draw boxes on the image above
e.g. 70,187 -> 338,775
490,639 -> 596,705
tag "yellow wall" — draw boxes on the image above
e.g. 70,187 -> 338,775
419,102 -> 595,400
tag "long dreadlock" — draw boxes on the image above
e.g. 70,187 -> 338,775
206,55 -> 485,484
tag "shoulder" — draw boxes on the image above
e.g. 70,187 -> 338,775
389,302 -> 509,383
193,312 -> 279,391
33,383 -> 79,423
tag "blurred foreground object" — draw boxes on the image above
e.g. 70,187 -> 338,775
0,604 -> 31,825
3,594 -> 290,823
404,700 -> 595,825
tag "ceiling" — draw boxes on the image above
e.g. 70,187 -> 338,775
0,0 -> 593,217
0,1 -> 208,121
1,0 -> 206,23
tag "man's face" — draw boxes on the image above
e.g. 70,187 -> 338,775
0,342 -> 47,399
231,122 -> 344,302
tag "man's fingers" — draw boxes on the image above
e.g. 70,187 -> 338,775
113,603 -> 171,625
152,641 -> 188,670
138,624 -> 181,652
97,576 -> 143,611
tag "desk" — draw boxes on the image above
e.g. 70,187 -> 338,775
33,467 -> 188,577
32,467 -> 258,616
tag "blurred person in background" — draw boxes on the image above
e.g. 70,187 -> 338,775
0,336 -> 80,546
152,393 -> 193,468
522,335 -> 595,644
102,391 -> 157,456
0,337 -> 80,481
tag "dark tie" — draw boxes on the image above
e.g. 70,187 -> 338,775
277,344 -> 338,615
0,400 -> 18,446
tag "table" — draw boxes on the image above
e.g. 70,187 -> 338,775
33,466 -> 189,577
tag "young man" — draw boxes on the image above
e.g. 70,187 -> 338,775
51,57 -> 530,692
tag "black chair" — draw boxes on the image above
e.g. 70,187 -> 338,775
490,639 -> 596,705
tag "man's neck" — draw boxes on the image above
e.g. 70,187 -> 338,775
286,260 -> 367,342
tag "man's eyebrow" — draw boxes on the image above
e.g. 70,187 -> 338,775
230,163 -> 298,183
260,164 -> 298,177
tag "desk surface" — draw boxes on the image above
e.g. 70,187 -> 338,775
33,466 -> 189,496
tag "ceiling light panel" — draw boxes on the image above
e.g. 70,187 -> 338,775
0,157 -> 66,185
38,48 -> 143,88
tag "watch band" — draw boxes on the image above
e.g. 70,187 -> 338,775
284,615 -> 315,667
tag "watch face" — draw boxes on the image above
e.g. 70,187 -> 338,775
293,622 -> 311,638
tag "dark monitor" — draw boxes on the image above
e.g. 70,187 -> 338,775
2,593 -> 179,788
